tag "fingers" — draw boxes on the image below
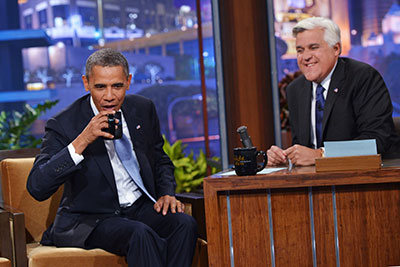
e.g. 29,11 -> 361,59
154,199 -> 162,213
178,202 -> 184,213
154,196 -> 184,215
162,197 -> 170,215
86,110 -> 116,140
267,145 -> 287,166
284,145 -> 319,166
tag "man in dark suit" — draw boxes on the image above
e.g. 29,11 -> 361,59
27,48 -> 197,266
267,17 -> 399,166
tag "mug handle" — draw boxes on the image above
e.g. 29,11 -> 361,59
256,151 -> 267,172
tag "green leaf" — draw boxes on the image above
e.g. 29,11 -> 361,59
163,135 -> 221,193
0,100 -> 59,150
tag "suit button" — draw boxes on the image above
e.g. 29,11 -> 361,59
115,210 -> 120,215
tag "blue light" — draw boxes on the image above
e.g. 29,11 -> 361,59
70,14 -> 82,28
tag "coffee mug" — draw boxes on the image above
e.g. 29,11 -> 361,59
233,147 -> 267,176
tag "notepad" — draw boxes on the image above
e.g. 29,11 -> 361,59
324,139 -> 377,158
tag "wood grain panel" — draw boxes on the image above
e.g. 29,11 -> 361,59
204,180 -> 230,267
270,188 -> 313,266
218,0 -> 274,160
229,191 -> 271,266
336,183 -> 400,266
312,187 -> 337,266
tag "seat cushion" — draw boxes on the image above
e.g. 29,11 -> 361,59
0,258 -> 11,267
27,243 -> 127,267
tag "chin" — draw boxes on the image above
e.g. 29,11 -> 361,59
304,74 -> 319,83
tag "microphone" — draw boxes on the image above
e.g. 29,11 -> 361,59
237,126 -> 254,148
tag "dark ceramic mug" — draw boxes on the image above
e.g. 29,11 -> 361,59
233,147 -> 267,176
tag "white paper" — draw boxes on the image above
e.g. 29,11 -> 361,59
219,167 -> 286,176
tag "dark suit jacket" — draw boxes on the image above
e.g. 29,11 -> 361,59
27,94 -> 175,248
286,57 -> 400,157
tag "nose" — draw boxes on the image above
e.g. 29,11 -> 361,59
104,87 -> 114,101
303,49 -> 312,61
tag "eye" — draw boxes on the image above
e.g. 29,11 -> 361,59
94,84 -> 106,89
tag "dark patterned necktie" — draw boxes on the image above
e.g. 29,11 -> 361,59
315,84 -> 325,148
114,135 -> 156,203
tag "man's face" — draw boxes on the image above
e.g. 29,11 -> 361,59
295,28 -> 340,84
82,65 -> 132,112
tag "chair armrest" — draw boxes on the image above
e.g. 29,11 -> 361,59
176,193 -> 206,240
0,210 -> 13,263
0,207 -> 27,267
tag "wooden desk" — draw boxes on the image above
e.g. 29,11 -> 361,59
204,160 -> 400,266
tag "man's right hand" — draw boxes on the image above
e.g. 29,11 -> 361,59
72,111 -> 115,154
267,145 -> 288,166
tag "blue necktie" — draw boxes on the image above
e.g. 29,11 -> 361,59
315,84 -> 325,148
114,135 -> 156,203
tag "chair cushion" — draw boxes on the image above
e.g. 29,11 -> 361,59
27,243 -> 127,267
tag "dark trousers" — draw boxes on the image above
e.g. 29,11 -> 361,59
85,196 -> 198,267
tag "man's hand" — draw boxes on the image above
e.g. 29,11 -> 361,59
267,145 -> 288,166
285,144 -> 323,166
72,110 -> 115,154
154,195 -> 184,216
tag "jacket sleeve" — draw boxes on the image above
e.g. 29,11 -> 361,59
351,67 -> 395,154
27,117 -> 81,201
149,101 -> 176,198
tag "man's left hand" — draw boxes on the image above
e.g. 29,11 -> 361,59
285,144 -> 323,166
154,195 -> 184,215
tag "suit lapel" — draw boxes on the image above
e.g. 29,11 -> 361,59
298,79 -> 312,146
121,98 -> 155,194
322,59 -> 346,135
81,96 -> 118,196
121,98 -> 146,149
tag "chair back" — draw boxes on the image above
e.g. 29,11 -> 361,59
1,158 -> 63,243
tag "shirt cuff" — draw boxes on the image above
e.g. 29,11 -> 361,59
67,143 -> 84,165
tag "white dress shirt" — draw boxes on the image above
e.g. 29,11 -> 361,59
310,61 -> 337,148
68,97 -> 142,207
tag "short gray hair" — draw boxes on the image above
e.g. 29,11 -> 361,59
293,17 -> 341,52
85,48 -> 130,81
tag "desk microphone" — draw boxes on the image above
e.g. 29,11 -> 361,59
237,126 -> 254,148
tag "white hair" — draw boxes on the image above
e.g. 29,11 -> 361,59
293,17 -> 341,52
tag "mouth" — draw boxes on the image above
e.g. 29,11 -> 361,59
304,62 -> 317,68
102,105 -> 117,111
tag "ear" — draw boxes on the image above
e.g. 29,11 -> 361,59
126,74 -> 133,91
333,42 -> 341,56
82,75 -> 90,92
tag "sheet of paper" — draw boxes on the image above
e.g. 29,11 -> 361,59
324,139 -> 377,157
219,167 -> 286,176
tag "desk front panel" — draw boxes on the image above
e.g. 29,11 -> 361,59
204,167 -> 400,267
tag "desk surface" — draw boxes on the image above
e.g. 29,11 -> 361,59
205,158 -> 400,190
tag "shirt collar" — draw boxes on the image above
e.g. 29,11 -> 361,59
312,60 -> 338,90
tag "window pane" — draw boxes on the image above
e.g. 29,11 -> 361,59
14,0 -> 221,159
